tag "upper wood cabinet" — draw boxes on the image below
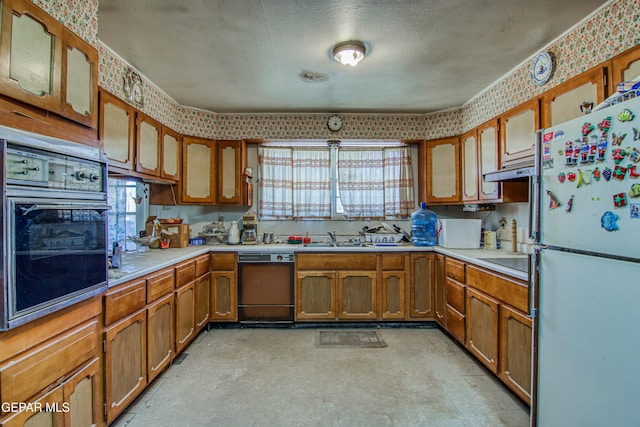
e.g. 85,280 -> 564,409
425,137 -> 461,205
0,0 -> 97,129
541,65 -> 607,128
161,127 -> 182,181
135,113 -> 162,176
610,43 -> 640,88
477,119 -> 501,202
500,98 -> 540,167
217,140 -> 247,205
99,89 -> 136,170
461,129 -> 479,202
181,137 -> 217,204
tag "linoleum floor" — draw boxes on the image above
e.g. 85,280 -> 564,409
113,327 -> 529,427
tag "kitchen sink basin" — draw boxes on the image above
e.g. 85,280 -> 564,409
303,242 -> 364,248
304,242 -> 334,247
477,257 -> 529,273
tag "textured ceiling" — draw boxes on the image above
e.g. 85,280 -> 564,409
98,0 -> 608,114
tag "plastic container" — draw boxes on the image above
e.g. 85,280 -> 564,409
411,202 -> 437,246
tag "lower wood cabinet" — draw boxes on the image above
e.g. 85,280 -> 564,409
408,254 -> 435,319
147,293 -> 174,383
63,357 -> 102,427
500,304 -> 532,404
434,254 -> 446,327
337,271 -> 377,320
0,386 -> 65,427
195,274 -> 211,332
211,271 -> 237,321
296,271 -> 337,320
465,287 -> 500,374
445,277 -> 466,344
380,270 -> 405,320
104,309 -> 147,424
175,282 -> 195,355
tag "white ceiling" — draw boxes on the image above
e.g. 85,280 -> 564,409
98,0 -> 608,114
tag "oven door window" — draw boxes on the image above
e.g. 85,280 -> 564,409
11,201 -> 108,314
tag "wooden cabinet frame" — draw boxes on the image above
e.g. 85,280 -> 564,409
216,140 -> 246,205
161,126 -> 182,181
337,271 -> 377,320
465,287 -> 499,373
296,271 -> 337,320
610,44 -> 640,89
99,89 -> 136,170
500,98 -> 540,167
408,253 -> 435,319
477,119 -> 501,202
147,293 -> 174,383
425,137 -> 461,204
500,304 -> 532,404
135,113 -> 162,176
181,137 -> 217,204
461,128 -> 479,202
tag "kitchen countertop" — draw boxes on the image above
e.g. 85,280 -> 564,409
108,243 -> 529,287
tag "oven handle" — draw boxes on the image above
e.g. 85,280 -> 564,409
19,204 -> 110,215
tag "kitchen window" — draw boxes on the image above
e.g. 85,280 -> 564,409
108,179 -> 148,250
258,142 -> 414,220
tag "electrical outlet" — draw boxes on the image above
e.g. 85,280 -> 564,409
499,217 -> 507,228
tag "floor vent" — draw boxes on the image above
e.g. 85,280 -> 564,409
315,330 -> 387,348
173,353 -> 189,365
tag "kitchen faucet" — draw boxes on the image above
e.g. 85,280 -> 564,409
328,231 -> 337,245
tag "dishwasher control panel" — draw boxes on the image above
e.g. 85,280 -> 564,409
238,253 -> 294,263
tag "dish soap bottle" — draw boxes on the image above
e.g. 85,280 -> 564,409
411,202 -> 437,246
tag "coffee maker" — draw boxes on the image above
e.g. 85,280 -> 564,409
241,213 -> 258,244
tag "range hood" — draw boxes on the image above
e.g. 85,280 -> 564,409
483,160 -> 535,182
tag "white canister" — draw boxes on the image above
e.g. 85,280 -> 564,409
227,221 -> 240,244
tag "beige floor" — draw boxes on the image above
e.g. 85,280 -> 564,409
113,327 -> 529,427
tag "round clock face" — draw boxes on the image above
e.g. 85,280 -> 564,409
327,115 -> 343,132
132,83 -> 143,105
530,52 -> 554,86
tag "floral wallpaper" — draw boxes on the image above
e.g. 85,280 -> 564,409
38,0 -> 640,141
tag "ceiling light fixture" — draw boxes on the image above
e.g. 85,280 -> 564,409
333,41 -> 366,67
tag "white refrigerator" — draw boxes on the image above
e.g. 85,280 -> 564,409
532,95 -> 640,426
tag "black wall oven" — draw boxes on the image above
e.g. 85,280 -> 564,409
1,129 -> 108,330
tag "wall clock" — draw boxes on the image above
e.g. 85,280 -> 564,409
327,115 -> 343,132
123,67 -> 144,108
530,52 -> 554,86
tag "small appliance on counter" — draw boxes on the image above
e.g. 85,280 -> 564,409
438,219 -> 482,249
199,217 -> 228,244
241,213 -> 258,244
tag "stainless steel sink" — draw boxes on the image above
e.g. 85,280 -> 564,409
477,257 -> 529,273
303,242 -> 334,247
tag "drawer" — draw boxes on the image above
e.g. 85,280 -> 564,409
146,268 -> 175,303
445,305 -> 465,344
445,278 -> 466,314
381,254 -> 406,271
195,254 -> 211,277
297,253 -> 377,270
104,279 -> 146,326
0,320 -> 98,408
211,252 -> 236,271
175,260 -> 196,287
466,265 -> 528,312
445,257 -> 465,282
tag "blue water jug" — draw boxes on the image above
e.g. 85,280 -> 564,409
411,202 -> 437,246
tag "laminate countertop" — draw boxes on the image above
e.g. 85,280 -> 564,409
108,243 -> 529,287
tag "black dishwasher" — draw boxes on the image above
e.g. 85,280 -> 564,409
237,252 -> 294,322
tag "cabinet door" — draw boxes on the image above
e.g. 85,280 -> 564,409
380,271 -> 405,320
541,66 -> 607,128
461,129 -> 479,202
434,254 -> 446,327
611,44 -> 640,89
60,30 -> 98,129
465,288 -> 499,373
136,114 -> 162,176
408,254 -> 434,319
296,271 -> 336,320
147,293 -> 174,383
104,309 -> 147,424
499,304 -> 532,404
175,282 -> 195,355
0,0 -> 62,113
217,140 -> 245,205
337,271 -> 377,320
99,90 -> 135,170
477,119 -> 500,201
425,137 -> 461,204
500,98 -> 540,167
195,274 -> 211,332
161,127 -> 181,181
181,137 -> 216,203
211,271 -> 237,321
0,386 -> 64,427
63,357 -> 103,427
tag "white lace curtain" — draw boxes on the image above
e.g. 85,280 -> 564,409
258,145 -> 413,219
258,147 -> 331,219
338,147 -> 414,219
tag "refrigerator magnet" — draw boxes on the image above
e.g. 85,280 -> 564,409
630,204 -> 640,219
613,193 -> 628,207
603,167 -> 613,181
630,184 -> 640,198
547,190 -> 562,209
611,132 -> 626,146
629,165 -> 640,179
601,211 -> 619,231
633,127 -> 639,141
613,165 -> 627,180
565,195 -> 574,213
593,167 -> 602,181
617,109 -> 634,122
